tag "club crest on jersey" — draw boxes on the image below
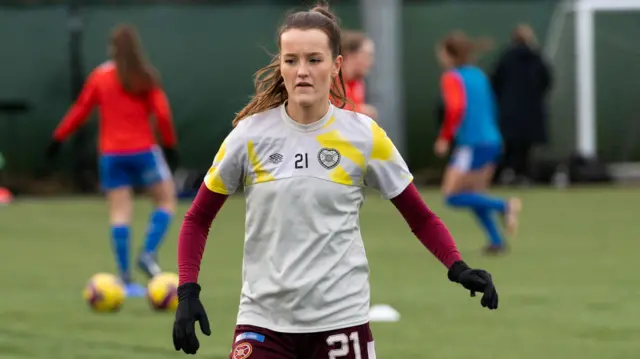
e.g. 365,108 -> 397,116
317,148 -> 341,169
233,342 -> 252,359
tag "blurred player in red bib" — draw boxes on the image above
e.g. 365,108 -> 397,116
47,24 -> 178,296
339,30 -> 378,120
172,4 -> 499,358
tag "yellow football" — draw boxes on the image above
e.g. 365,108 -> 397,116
83,273 -> 125,312
147,272 -> 179,311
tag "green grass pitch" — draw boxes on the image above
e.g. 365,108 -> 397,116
0,187 -> 638,358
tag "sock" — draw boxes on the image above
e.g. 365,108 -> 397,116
111,225 -> 130,281
445,192 -> 507,213
472,208 -> 504,246
143,209 -> 172,254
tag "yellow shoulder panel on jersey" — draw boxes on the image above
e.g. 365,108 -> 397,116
370,121 -> 394,161
214,140 -> 227,162
204,141 -> 230,194
204,166 -> 229,194
247,140 -> 275,185
315,129 -> 365,186
315,130 -> 366,169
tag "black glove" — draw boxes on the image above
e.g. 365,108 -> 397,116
173,283 -> 211,355
46,140 -> 62,159
162,147 -> 179,173
448,260 -> 499,310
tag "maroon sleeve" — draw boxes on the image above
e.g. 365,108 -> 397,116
178,183 -> 228,285
390,183 -> 462,268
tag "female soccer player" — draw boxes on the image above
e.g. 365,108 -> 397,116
47,24 -> 178,297
337,30 -> 378,119
173,5 -> 498,357
435,31 -> 521,254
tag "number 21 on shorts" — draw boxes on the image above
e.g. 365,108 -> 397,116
326,331 -> 376,359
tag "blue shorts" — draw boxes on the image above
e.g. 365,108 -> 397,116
449,144 -> 502,172
99,146 -> 171,191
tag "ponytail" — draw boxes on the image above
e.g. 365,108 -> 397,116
441,30 -> 493,66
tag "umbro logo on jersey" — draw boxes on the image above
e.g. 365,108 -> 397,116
318,148 -> 341,169
268,153 -> 283,164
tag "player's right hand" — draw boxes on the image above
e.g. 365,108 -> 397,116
173,283 -> 211,355
447,260 -> 499,310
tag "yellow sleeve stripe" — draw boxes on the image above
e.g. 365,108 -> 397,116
247,140 -> 275,184
315,130 -> 366,170
370,121 -> 394,161
204,141 -> 231,194
204,165 -> 230,195
213,141 -> 227,163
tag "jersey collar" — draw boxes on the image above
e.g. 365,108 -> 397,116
280,101 -> 334,132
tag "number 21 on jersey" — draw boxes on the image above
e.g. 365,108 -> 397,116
326,331 -> 368,359
294,153 -> 309,169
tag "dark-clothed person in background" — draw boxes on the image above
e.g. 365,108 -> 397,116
491,24 -> 553,186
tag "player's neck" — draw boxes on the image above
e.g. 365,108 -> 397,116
286,101 -> 330,125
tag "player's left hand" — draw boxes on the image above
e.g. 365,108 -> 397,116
433,138 -> 450,157
173,283 -> 211,355
447,260 -> 499,310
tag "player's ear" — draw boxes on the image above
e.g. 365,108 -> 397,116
332,55 -> 343,78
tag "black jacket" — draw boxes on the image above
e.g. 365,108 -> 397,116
491,44 -> 552,144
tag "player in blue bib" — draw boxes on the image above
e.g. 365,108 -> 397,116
434,31 -> 522,254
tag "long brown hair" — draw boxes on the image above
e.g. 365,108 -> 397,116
110,24 -> 159,95
232,3 -> 347,127
439,30 -> 493,67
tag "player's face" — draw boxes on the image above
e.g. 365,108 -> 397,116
280,29 -> 342,108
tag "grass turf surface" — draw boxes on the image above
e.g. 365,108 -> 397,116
0,187 -> 638,359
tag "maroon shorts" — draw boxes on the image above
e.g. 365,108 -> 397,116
228,322 -> 376,359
